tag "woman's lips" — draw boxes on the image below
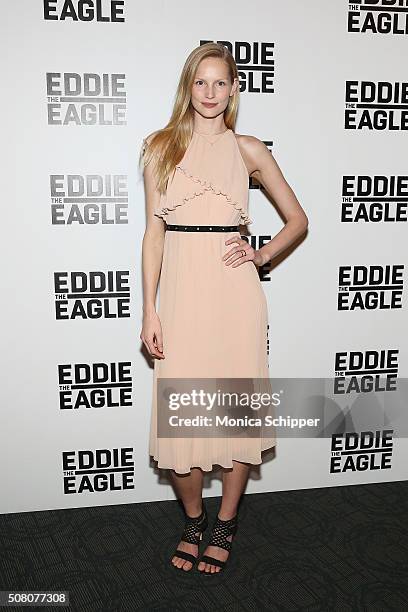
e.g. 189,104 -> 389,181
202,102 -> 218,108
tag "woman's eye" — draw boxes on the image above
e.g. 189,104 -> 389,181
194,80 -> 226,86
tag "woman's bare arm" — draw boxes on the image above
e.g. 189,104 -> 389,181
140,132 -> 166,358
238,135 -> 309,266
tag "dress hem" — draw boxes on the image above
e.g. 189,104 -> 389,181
149,443 -> 276,475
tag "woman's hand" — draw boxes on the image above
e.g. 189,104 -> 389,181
222,236 -> 267,268
140,310 -> 165,359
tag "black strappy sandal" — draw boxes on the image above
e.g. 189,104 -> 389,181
171,501 -> 208,570
198,513 -> 238,574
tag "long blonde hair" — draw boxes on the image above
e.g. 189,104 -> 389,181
140,42 -> 240,194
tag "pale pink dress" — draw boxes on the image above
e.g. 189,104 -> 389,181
144,128 -> 276,474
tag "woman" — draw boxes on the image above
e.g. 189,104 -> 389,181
140,42 -> 308,575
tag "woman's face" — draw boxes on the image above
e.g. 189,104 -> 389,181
191,57 -> 238,118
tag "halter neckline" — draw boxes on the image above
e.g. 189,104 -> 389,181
193,128 -> 231,136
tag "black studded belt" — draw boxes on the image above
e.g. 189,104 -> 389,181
165,224 -> 240,232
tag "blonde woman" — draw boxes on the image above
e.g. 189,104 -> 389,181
140,42 -> 308,575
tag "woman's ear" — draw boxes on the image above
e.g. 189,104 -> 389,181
231,77 -> 239,96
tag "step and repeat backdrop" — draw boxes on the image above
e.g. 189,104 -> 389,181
2,0 -> 407,513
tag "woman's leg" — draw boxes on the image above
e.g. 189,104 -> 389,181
170,467 -> 204,570
197,460 -> 250,573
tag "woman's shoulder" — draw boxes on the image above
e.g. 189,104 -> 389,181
142,129 -> 161,147
141,130 -> 164,162
233,132 -> 271,176
233,131 -> 267,154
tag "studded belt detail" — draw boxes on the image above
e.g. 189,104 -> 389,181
165,224 -> 240,232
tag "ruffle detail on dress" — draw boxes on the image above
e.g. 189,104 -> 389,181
154,164 -> 253,225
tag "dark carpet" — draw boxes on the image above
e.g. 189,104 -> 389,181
1,480 -> 407,611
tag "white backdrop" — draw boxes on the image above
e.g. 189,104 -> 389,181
1,0 -> 407,514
